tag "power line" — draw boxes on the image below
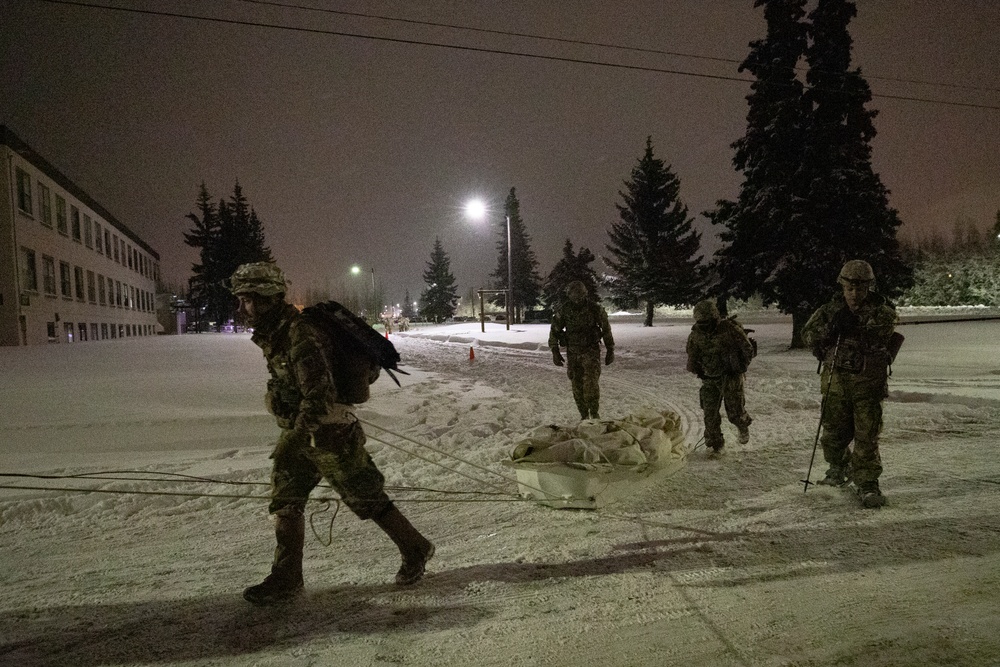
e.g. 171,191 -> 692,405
234,0 -> 1000,96
34,0 -> 1000,112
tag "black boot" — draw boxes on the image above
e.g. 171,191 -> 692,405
373,504 -> 435,585
243,508 -> 305,605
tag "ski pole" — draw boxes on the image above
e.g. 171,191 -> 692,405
803,333 -> 841,492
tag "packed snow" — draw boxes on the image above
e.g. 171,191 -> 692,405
1,311 -> 999,667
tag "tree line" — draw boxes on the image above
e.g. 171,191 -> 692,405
182,0 -> 986,342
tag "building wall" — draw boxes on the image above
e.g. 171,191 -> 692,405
0,127 -> 160,346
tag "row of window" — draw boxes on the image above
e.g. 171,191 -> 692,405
49,321 -> 156,343
20,246 -> 155,312
15,166 -> 158,282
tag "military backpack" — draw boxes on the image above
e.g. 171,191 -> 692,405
300,301 -> 407,404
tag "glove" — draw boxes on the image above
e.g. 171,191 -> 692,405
552,348 -> 564,366
605,348 -> 615,365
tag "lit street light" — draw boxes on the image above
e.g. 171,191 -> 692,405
465,198 -> 513,326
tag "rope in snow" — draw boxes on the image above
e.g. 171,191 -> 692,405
359,418 -> 559,501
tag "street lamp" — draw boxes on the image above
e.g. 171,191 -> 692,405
351,264 -> 376,291
465,198 -> 513,326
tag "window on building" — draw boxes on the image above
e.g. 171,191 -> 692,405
90,323 -> 99,341
113,235 -> 120,263
104,229 -> 111,256
84,215 -> 93,248
101,323 -> 108,339
42,256 -> 56,294
115,280 -> 122,307
106,276 -> 114,304
15,167 -> 33,215
94,222 -> 103,254
64,322 -> 74,342
110,323 -> 117,339
38,183 -> 52,227
21,248 -> 38,291
86,270 -> 96,303
74,266 -> 85,300
78,323 -> 87,342
98,273 -> 106,305
55,195 -> 68,235
71,206 -> 82,241
59,262 -> 72,298
47,322 -> 57,342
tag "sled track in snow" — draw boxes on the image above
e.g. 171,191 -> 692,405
398,335 -> 703,450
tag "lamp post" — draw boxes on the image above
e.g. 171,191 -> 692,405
351,264 -> 378,319
465,199 -> 513,327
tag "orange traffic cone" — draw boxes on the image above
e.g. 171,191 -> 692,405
469,346 -> 475,362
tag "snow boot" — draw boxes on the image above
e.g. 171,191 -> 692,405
737,424 -> 750,445
243,508 -> 305,605
707,444 -> 725,459
817,466 -> 849,487
373,504 -> 435,585
857,480 -> 886,509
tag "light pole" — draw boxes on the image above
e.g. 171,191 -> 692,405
465,199 -> 513,326
351,264 -> 378,320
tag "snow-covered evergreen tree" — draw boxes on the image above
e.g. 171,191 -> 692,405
542,239 -> 601,311
605,136 -> 704,326
490,188 -> 542,323
420,237 -> 460,323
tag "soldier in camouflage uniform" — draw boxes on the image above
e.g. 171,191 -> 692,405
231,262 -> 434,604
802,260 -> 899,509
548,281 -> 615,420
686,299 -> 754,457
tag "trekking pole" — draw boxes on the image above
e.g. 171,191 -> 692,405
803,334 -> 841,493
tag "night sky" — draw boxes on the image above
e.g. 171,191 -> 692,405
3,0 -> 998,305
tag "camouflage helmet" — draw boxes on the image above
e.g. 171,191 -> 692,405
565,280 -> 588,301
693,299 -> 720,322
838,259 -> 875,285
230,262 -> 287,297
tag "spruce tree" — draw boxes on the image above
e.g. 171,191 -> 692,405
419,237 -> 460,323
401,289 -> 415,319
491,188 -> 542,323
184,181 -> 274,331
796,0 -> 911,332
712,0 -> 911,346
542,239 -> 600,312
183,183 -> 225,332
605,136 -> 705,326
709,0 -> 810,336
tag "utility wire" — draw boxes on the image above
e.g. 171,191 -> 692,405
234,0 -> 1000,96
35,0 -> 1000,112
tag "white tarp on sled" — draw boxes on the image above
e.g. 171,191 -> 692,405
504,409 -> 688,509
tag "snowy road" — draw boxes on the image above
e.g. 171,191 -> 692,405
1,317 -> 999,666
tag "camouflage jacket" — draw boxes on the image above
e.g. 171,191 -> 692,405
802,293 -> 898,378
686,317 -> 754,378
250,302 -> 347,433
548,299 -> 614,352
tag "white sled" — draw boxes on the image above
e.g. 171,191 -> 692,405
505,410 -> 688,509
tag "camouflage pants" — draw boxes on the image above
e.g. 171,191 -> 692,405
269,420 -> 391,520
699,374 -> 751,448
819,370 -> 885,484
566,346 -> 602,419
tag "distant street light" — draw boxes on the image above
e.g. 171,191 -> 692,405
465,198 -> 513,326
351,264 -> 376,291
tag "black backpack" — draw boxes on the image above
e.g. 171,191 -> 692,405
300,301 -> 408,404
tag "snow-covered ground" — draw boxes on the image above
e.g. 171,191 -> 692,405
2,312 -> 999,667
